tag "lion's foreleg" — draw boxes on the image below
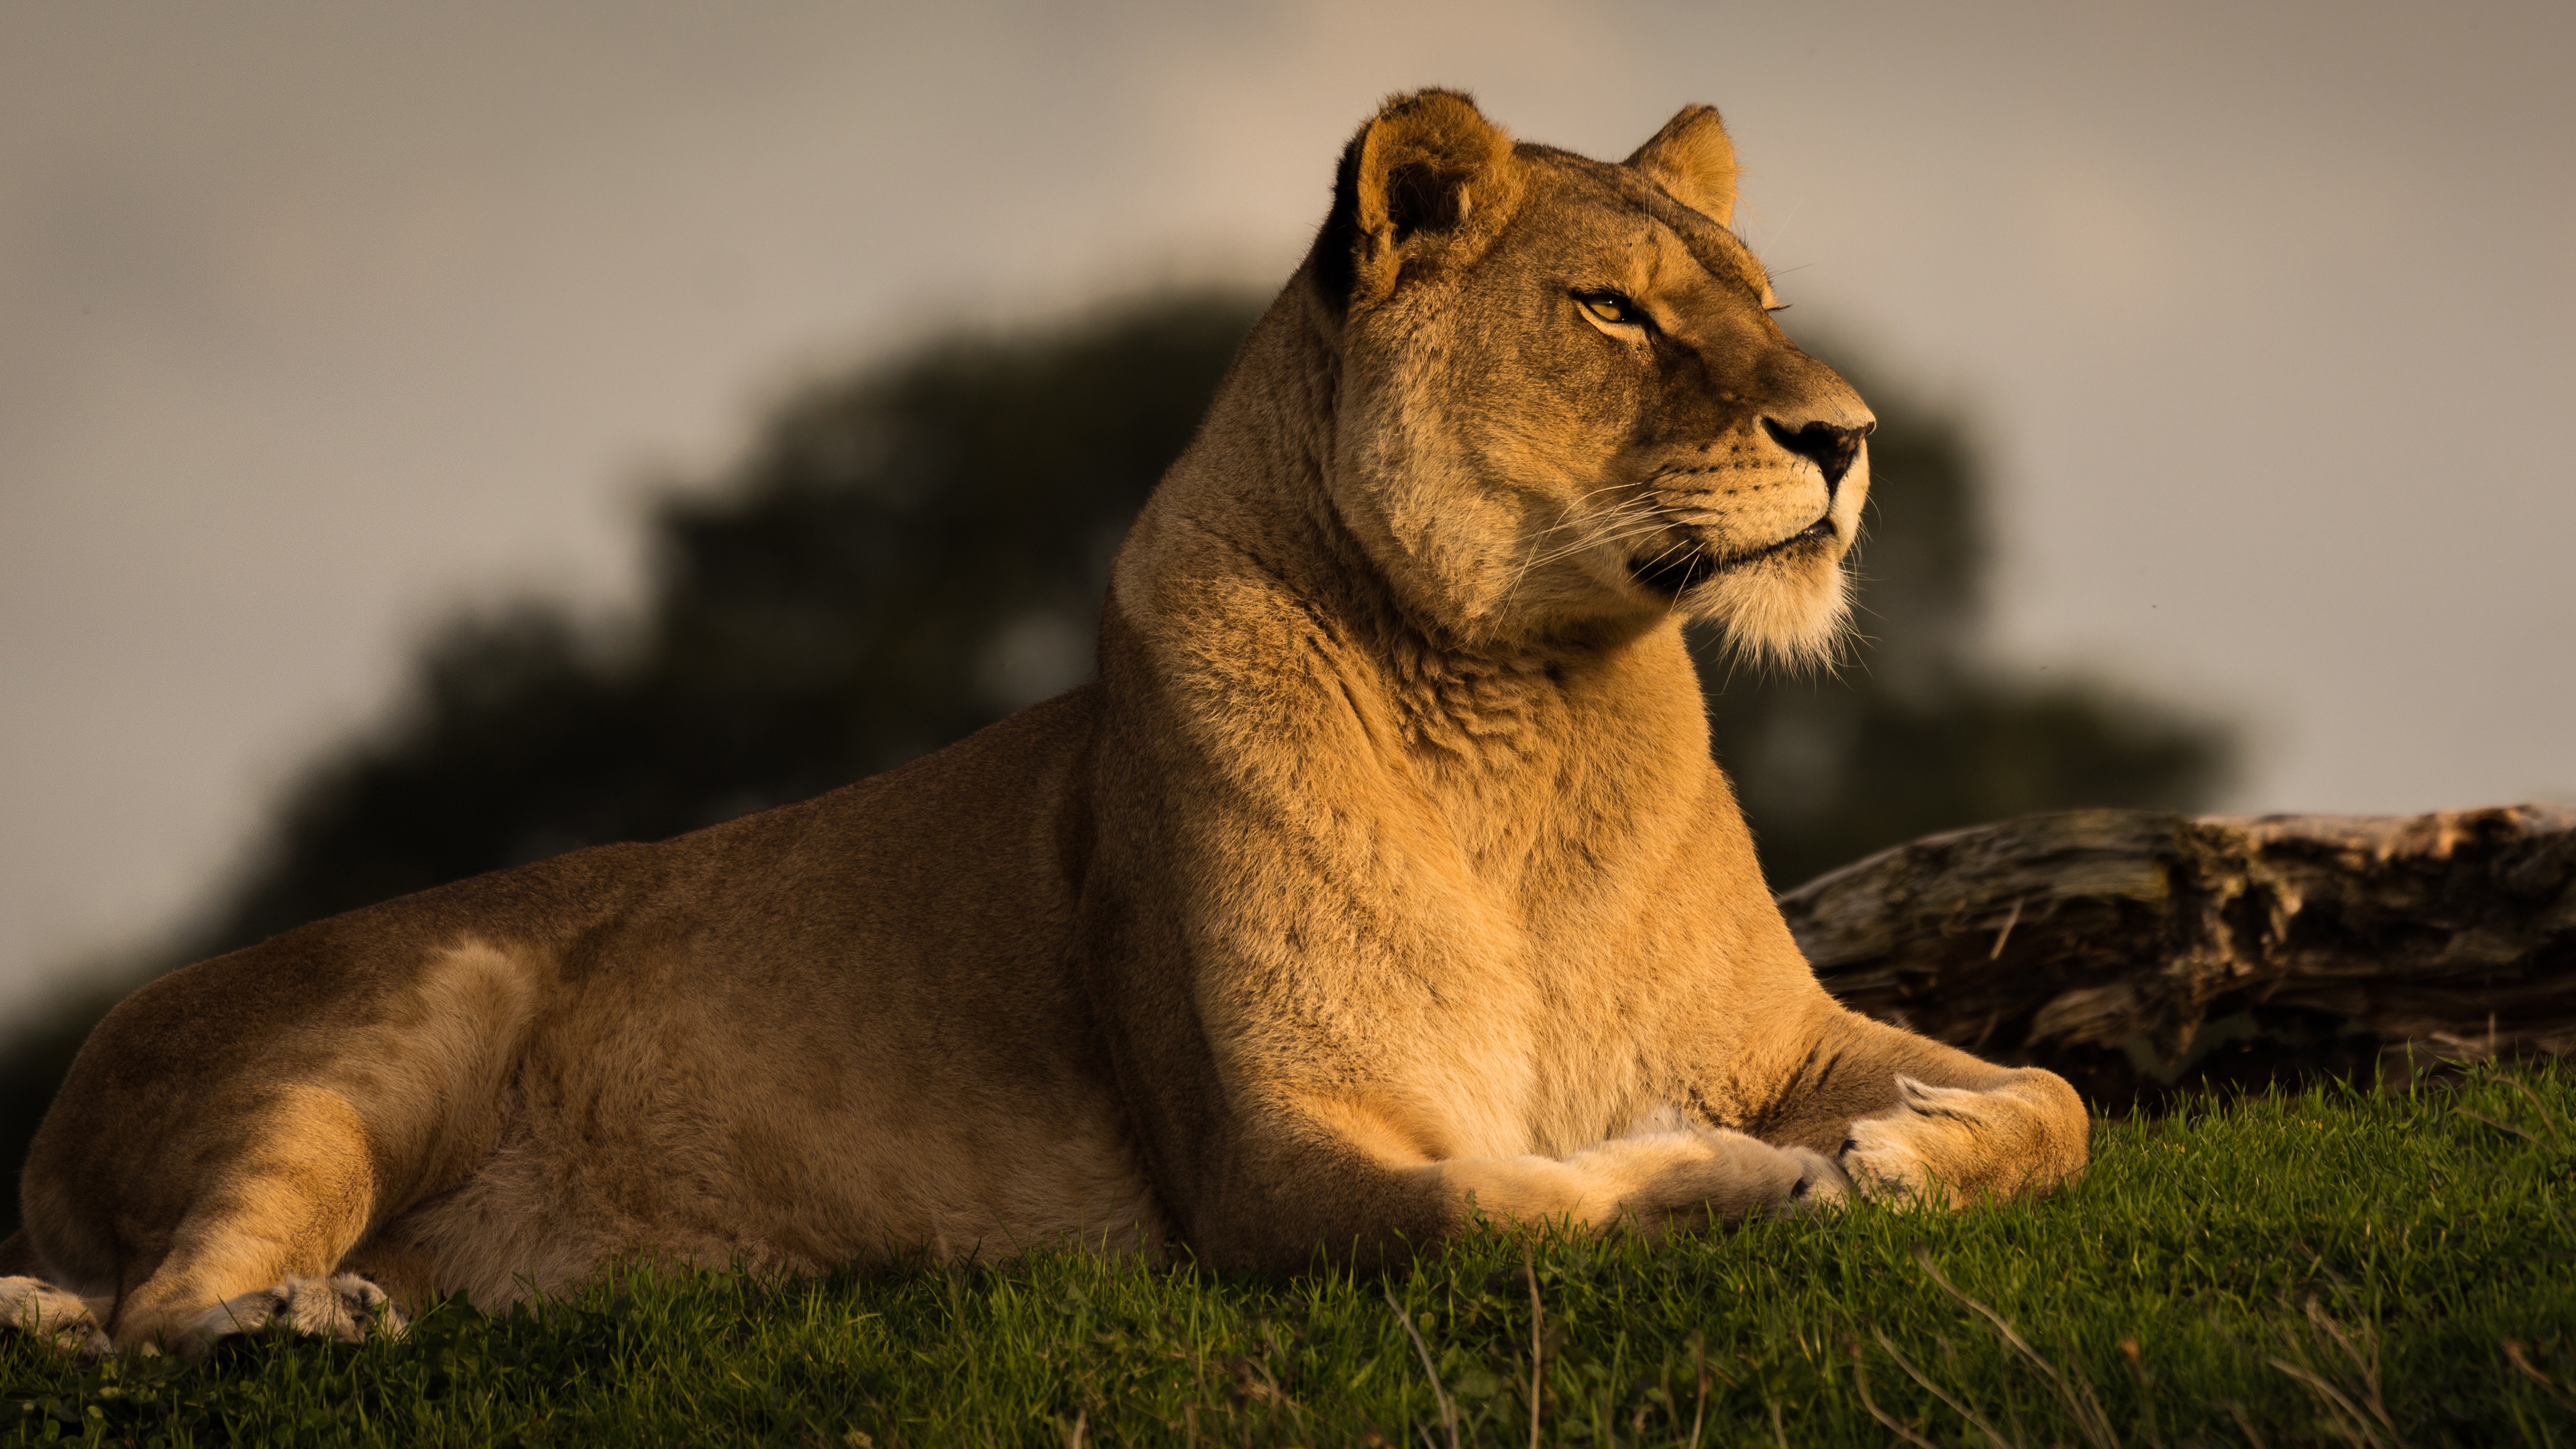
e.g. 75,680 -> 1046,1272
1758,1006 -> 2089,1205
1197,1110 -> 1845,1268
1430,1120 -> 1847,1231
0,1275 -> 114,1358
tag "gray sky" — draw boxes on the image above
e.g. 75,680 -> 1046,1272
3,0 -> 2571,1013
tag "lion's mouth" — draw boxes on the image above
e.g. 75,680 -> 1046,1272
1629,516 -> 1835,596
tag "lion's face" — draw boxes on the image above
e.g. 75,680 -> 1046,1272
1318,96 -> 1874,665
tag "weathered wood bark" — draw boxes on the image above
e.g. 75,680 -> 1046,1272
1779,805 -> 2576,1108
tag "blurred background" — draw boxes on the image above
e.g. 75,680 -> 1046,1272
2,0 -> 2569,1226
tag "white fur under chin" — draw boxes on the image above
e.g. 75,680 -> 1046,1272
1689,553 -> 1853,671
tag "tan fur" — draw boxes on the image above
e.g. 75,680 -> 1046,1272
1627,105 -> 1741,226
2,92 -> 2087,1356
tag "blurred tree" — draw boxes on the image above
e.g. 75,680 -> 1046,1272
0,292 -> 2225,1232
201,297 -> 1258,951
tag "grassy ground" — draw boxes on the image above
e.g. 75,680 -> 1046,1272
5,1062 -> 2573,1448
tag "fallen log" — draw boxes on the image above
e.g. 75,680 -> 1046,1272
1779,805 -> 2576,1108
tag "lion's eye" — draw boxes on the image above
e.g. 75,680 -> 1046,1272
1576,290 -> 1643,327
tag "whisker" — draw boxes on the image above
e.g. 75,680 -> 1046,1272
1502,522 -> 1671,614
1503,493 -> 1663,593
1522,516 -> 1670,574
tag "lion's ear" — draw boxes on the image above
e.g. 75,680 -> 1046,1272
1627,104 -> 1739,226
1311,89 -> 1517,311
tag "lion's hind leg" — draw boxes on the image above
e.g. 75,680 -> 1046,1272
179,1275 -> 405,1357
103,1085 -> 405,1358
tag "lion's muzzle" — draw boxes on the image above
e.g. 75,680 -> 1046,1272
1760,417 -> 1870,500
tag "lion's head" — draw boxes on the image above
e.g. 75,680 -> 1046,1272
1305,91 -> 1874,667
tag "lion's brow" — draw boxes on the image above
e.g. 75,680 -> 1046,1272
1546,150 -> 1765,299
1657,205 -> 1766,297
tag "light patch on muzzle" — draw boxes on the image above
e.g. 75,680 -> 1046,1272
1686,445 -> 1867,669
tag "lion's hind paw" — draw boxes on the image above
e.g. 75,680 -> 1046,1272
180,1273 -> 406,1359
0,1275 -> 112,1358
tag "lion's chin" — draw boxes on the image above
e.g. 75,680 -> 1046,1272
1685,546 -> 1851,670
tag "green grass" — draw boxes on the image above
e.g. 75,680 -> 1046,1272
7,1063 -> 2573,1448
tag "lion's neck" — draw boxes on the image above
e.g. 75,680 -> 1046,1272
1153,278 -> 1717,854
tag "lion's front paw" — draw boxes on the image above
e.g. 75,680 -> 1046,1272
1840,1075 -> 2009,1205
178,1273 -> 405,1359
1780,1145 -> 1851,1213
0,1276 -> 112,1358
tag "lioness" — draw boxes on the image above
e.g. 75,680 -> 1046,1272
1,91 -> 2088,1358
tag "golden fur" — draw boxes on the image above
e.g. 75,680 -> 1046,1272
0,92 -> 2087,1358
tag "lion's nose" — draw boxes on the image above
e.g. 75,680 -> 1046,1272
1761,418 -> 1872,498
